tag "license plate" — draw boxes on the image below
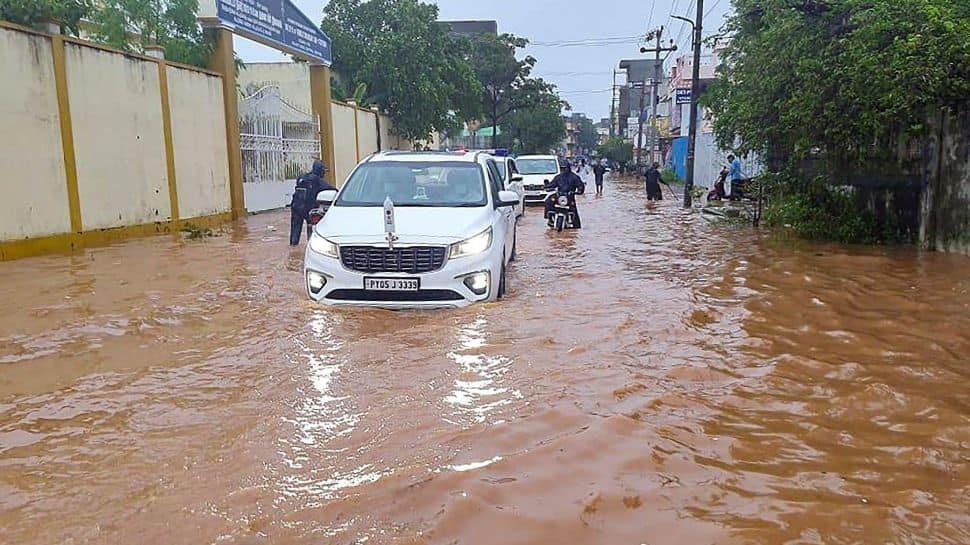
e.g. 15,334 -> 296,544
364,277 -> 420,291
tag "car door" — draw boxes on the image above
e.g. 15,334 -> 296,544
485,160 -> 513,263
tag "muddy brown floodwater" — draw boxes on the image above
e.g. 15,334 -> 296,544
1,177 -> 968,545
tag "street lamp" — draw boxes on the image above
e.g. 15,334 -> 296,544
672,10 -> 703,208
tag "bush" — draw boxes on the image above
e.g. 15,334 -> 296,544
661,167 -> 681,183
764,183 -> 880,244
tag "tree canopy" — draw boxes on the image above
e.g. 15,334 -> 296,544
322,0 -> 482,141
705,0 -> 970,169
91,0 -> 210,67
596,137 -> 633,164
465,32 -> 567,148
0,0 -> 91,36
499,101 -> 567,155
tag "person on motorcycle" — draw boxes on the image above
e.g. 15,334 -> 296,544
544,162 -> 584,228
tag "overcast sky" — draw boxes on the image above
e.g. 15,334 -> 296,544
235,0 -> 734,120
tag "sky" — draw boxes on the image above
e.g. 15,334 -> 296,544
234,0 -> 735,120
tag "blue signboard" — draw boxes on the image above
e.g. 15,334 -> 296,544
212,0 -> 332,65
675,88 -> 692,105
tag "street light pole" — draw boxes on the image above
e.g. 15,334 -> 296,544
674,0 -> 704,208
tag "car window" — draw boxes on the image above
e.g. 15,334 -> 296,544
517,158 -> 559,175
509,160 -> 518,175
485,160 -> 504,199
335,161 -> 487,207
494,161 -> 507,180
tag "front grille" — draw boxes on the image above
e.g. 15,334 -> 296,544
339,246 -> 447,274
524,184 -> 545,191
326,289 -> 464,302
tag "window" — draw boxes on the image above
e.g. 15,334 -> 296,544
335,161 -> 487,207
485,160 -> 504,200
494,160 -> 507,180
516,158 -> 560,175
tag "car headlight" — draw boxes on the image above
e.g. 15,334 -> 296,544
308,235 -> 338,258
449,227 -> 492,258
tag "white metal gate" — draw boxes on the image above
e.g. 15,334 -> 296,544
239,85 -> 321,184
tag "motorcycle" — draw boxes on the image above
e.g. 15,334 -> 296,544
546,191 -> 579,232
307,190 -> 336,226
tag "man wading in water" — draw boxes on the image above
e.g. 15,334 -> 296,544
644,162 -> 665,201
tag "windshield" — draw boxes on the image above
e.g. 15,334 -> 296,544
495,161 -> 507,179
516,158 -> 559,175
334,161 -> 487,207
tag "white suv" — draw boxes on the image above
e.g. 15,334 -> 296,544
515,155 -> 562,205
304,151 -> 520,308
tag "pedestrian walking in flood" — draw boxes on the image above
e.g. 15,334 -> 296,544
644,162 -> 665,201
592,160 -> 607,195
290,160 -> 334,246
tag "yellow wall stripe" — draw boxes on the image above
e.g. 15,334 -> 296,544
157,60 -> 181,224
208,28 -> 246,220
0,213 -> 233,261
50,34 -> 82,233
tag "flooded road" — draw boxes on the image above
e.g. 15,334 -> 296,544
1,177 -> 968,544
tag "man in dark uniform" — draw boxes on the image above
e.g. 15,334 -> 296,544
290,160 -> 334,245
544,162 -> 585,228
644,162 -> 664,201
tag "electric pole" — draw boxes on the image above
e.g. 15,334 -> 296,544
610,69 -> 617,138
680,0 -> 705,208
639,28 -> 677,170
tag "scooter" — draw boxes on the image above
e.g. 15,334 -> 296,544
546,192 -> 579,232
307,191 -> 335,226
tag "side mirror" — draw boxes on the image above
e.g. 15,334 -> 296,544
497,190 -> 520,207
317,189 -> 338,203
510,175 -> 523,182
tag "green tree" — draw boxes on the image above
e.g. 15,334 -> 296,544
596,137 -> 633,164
501,100 -> 567,155
322,0 -> 482,141
466,32 -> 538,147
0,0 -> 92,36
705,0 -> 970,244
706,0 -> 970,169
89,0 -> 210,67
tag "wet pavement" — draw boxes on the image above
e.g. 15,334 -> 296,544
0,175 -> 968,545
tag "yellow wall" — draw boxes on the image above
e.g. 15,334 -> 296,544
167,65 -> 231,218
0,28 -> 71,239
65,42 -> 172,229
0,23 -> 233,260
331,102 -> 359,185
356,109 -> 379,158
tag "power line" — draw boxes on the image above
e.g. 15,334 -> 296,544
530,35 -> 642,46
705,0 -> 725,19
558,88 -> 614,94
540,70 -> 615,76
664,0 -> 682,32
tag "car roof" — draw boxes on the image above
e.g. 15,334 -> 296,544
369,151 -> 485,163
516,155 -> 559,160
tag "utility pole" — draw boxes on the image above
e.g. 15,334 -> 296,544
675,0 -> 705,208
635,82 -> 646,168
639,28 -> 677,170
610,69 -> 617,138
